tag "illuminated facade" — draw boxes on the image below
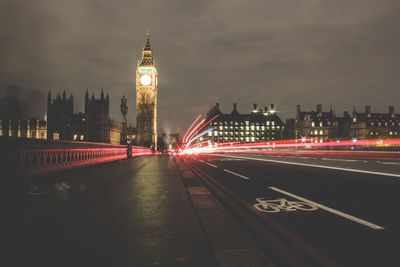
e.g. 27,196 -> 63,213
290,104 -> 400,141
205,103 -> 284,143
0,119 -> 47,139
136,32 -> 158,149
346,105 -> 400,139
294,104 -> 339,141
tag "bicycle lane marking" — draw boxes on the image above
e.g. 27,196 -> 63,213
268,186 -> 385,230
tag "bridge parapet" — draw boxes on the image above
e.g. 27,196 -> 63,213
0,137 -> 151,177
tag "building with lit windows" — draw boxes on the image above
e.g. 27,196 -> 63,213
205,103 -> 284,143
293,104 -> 339,141
344,105 -> 400,139
0,119 -> 47,139
286,104 -> 400,141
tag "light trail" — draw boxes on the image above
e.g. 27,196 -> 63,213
182,115 -> 202,143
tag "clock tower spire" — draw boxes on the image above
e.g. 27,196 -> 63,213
135,31 -> 158,150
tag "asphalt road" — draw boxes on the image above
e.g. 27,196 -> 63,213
188,153 -> 400,267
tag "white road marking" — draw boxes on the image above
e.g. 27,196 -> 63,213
215,154 -> 400,178
198,159 -> 205,163
269,186 -> 385,230
322,158 -> 366,163
377,161 -> 400,165
206,162 -> 218,168
222,169 -> 251,180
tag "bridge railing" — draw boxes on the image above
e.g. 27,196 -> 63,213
0,137 -> 152,177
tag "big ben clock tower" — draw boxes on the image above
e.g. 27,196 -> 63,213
136,32 -> 158,149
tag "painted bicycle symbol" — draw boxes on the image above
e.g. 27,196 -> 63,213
254,198 -> 318,213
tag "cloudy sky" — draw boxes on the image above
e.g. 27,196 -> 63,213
1,0 -> 399,134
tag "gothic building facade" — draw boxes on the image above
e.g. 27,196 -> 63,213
135,32 -> 158,149
47,90 -> 73,140
46,90 -> 123,144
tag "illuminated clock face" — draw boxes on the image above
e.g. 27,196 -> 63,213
140,74 -> 152,86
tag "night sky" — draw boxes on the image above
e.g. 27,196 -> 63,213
1,0 -> 400,134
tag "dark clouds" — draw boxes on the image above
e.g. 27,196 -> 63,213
1,0 -> 400,134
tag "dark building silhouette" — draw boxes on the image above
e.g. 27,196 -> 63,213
45,90 -> 123,144
204,103 -> 284,143
85,90 -> 110,143
47,90 -> 73,140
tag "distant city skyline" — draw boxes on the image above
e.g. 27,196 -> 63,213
1,0 -> 400,134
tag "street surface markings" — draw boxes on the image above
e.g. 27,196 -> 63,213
222,169 -> 251,180
215,154 -> 400,178
254,198 -> 318,213
322,158 -> 367,163
218,158 -> 245,161
377,161 -> 400,165
206,162 -> 218,168
198,159 -> 205,163
269,186 -> 385,230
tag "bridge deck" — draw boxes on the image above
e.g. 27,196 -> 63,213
8,156 -> 215,266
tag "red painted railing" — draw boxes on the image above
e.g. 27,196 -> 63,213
131,146 -> 153,157
0,138 -> 153,177
18,147 -> 128,175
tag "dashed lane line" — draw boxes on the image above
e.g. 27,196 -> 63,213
269,186 -> 385,230
206,162 -> 218,168
222,169 -> 251,180
214,154 -> 400,178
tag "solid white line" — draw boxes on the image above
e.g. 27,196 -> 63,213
215,154 -> 400,178
377,161 -> 400,165
206,162 -> 218,168
322,158 -> 359,162
223,169 -> 251,180
269,186 -> 385,230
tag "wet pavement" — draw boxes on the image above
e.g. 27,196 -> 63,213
9,156 -> 217,267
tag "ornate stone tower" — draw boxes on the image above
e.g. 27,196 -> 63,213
136,32 -> 158,149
